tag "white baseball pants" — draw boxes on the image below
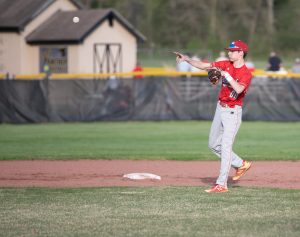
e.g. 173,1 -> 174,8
208,102 -> 243,188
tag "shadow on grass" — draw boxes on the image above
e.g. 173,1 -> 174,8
199,176 -> 238,186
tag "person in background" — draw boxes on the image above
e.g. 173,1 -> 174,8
245,58 -> 255,72
132,62 -> 143,79
215,51 -> 229,62
267,51 -> 282,71
176,53 -> 191,72
176,53 -> 192,78
292,58 -> 300,73
43,63 -> 51,79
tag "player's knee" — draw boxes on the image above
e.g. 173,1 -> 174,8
208,141 -> 217,151
208,141 -> 222,157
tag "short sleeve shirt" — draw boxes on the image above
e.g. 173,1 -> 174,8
268,56 -> 281,71
211,60 -> 252,107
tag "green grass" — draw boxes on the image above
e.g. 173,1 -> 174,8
0,121 -> 299,161
0,122 -> 299,236
0,187 -> 299,237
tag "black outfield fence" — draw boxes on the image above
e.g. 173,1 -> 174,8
0,76 -> 300,123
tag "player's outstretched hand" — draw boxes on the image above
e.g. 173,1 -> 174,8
173,52 -> 188,63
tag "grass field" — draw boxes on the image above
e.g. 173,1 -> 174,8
0,121 -> 299,237
0,187 -> 299,237
0,121 -> 299,161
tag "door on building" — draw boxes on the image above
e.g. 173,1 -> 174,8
93,43 -> 122,74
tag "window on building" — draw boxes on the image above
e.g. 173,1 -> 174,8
40,47 -> 68,73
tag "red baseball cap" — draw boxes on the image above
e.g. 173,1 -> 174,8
224,40 -> 248,52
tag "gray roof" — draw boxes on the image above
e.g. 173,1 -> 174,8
0,0 -> 84,32
26,9 -> 146,44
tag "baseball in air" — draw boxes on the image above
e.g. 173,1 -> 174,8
73,16 -> 80,23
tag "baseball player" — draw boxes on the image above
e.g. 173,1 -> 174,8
174,40 -> 252,193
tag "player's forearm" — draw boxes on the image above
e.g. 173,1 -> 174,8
174,52 -> 211,70
228,80 -> 245,94
222,72 -> 245,94
185,58 -> 211,70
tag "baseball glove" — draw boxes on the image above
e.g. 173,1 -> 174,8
207,68 -> 222,85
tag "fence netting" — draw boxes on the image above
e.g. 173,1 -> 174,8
0,76 -> 300,123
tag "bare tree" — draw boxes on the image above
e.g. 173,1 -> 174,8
209,0 -> 218,38
266,0 -> 275,47
248,0 -> 262,48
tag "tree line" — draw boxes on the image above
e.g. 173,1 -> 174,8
79,0 -> 300,57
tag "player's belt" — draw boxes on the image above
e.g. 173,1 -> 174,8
219,101 -> 235,108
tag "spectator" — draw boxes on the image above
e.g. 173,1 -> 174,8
267,51 -> 282,71
176,53 -> 191,72
292,58 -> 300,73
132,62 -> 143,79
43,63 -> 51,79
215,51 -> 228,62
107,76 -> 119,90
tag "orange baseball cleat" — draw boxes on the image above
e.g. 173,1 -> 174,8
205,184 -> 228,193
233,160 -> 252,181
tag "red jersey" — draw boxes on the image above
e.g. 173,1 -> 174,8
211,60 -> 252,107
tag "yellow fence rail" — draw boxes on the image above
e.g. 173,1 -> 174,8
2,68 -> 300,80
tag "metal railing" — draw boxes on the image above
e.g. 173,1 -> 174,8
1,68 -> 300,80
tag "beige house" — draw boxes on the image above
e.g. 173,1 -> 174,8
0,0 -> 145,76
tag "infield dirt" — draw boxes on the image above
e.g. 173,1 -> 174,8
0,160 -> 299,189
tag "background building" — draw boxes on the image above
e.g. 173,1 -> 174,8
0,0 -> 145,76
